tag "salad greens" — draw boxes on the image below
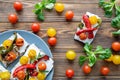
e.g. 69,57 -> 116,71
99,0 -> 120,35
33,0 -> 56,21
79,43 -> 112,67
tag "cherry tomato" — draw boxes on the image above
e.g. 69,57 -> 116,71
16,70 -> 26,80
54,3 -> 64,12
28,49 -> 36,59
13,1 -> 23,11
5,51 -> 17,61
82,64 -> 91,74
79,33 -> 87,40
20,56 -> 29,65
65,11 -> 74,20
8,14 -> 18,24
89,16 -> 98,25
2,40 -> 12,49
66,69 -> 74,78
48,37 -> 57,46
38,62 -> 47,71
47,28 -> 56,37
112,55 -> 120,65
66,50 -> 76,60
37,72 -> 46,80
111,42 -> 120,51
31,23 -> 40,33
15,38 -> 24,47
100,66 -> 110,76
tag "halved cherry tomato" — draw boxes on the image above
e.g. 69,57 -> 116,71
65,11 -> 74,20
48,37 -> 57,46
5,51 -> 17,61
100,66 -> 110,76
89,16 -> 98,25
28,49 -> 36,59
31,23 -> 40,33
8,14 -> 18,24
38,62 -> 47,71
111,42 -> 120,51
13,1 -> 23,11
20,56 -> 29,65
66,69 -> 74,78
82,64 -> 91,74
16,70 -> 26,80
79,33 -> 87,40
112,55 -> 120,65
15,38 -> 24,47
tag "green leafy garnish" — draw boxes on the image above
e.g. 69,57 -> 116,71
33,0 -> 56,21
79,43 -> 112,67
99,0 -> 119,17
30,53 -> 42,63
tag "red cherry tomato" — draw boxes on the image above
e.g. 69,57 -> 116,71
111,42 -> 120,51
38,62 -> 47,71
31,23 -> 40,33
48,37 -> 57,46
66,69 -> 74,78
65,11 -> 74,20
8,14 -> 18,24
79,33 -> 87,40
100,66 -> 110,76
15,38 -> 24,47
82,64 -> 91,74
16,70 -> 26,80
13,1 -> 23,11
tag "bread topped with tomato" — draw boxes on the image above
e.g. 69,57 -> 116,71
0,32 -> 29,67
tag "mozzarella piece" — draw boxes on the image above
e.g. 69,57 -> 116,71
74,12 -> 101,44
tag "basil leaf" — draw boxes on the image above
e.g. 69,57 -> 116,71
79,56 -> 87,66
84,43 -> 92,53
48,0 -> 56,3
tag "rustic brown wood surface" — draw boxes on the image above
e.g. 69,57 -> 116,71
0,0 -> 120,80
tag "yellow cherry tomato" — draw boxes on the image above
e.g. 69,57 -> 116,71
112,55 -> 120,65
54,3 -> 64,12
66,50 -> 76,60
2,40 -> 12,49
89,16 -> 97,25
105,54 -> 113,62
29,77 -> 36,80
47,28 -> 56,37
20,56 -> 29,65
0,71 -> 10,80
37,72 -> 46,80
28,49 -> 36,59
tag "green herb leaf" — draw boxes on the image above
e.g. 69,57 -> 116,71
37,12 -> 45,21
84,43 -> 92,53
79,56 -> 87,66
45,3 -> 54,10
111,14 -> 120,29
88,54 -> 96,67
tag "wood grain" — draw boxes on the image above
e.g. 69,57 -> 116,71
0,0 -> 120,80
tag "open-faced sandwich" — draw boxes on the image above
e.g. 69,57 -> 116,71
74,12 -> 102,44
11,44 -> 54,80
0,65 -> 11,80
0,32 -> 29,67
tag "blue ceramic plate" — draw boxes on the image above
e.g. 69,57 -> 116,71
0,30 -> 53,80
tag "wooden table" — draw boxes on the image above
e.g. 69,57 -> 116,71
0,0 -> 119,80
